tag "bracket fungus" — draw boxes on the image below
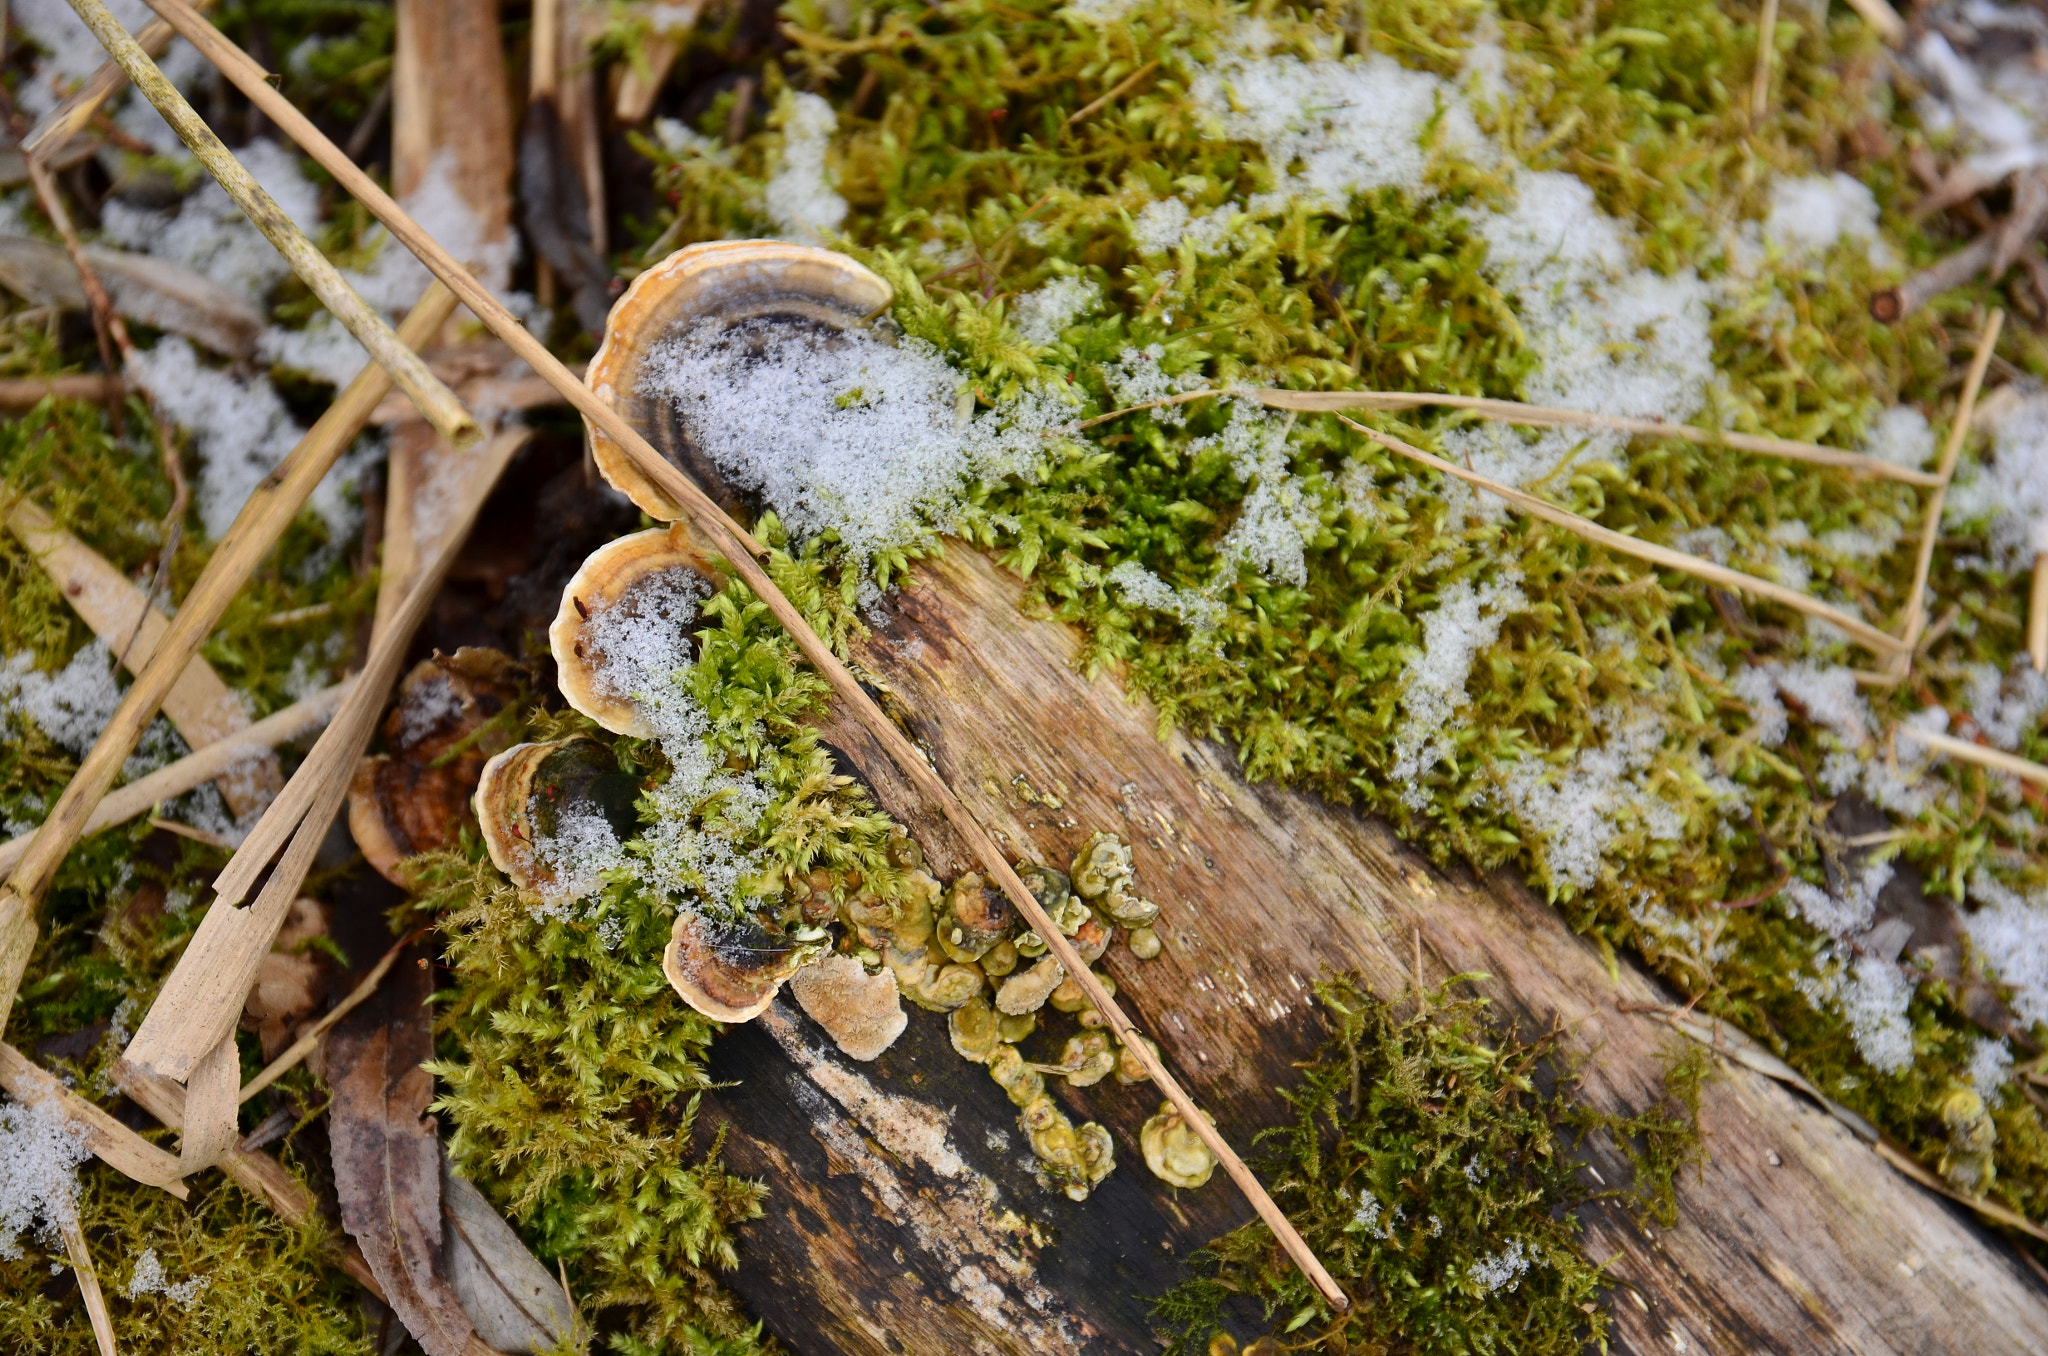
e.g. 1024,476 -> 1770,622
583,240 -> 894,522
550,524 -> 720,737
789,952 -> 908,1061
663,909 -> 824,1024
1141,1102 -> 1220,1190
473,736 -> 640,903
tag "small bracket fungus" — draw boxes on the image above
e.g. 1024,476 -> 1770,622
996,955 -> 1066,1015
348,648 -> 520,886
789,953 -> 907,1061
474,736 -> 639,903
549,524 -> 721,738
1939,1088 -> 1997,1195
663,909 -> 822,1023
935,871 -> 1014,962
1142,1101 -> 1220,1189
1127,926 -> 1163,960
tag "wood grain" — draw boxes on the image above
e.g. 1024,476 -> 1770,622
699,545 -> 2048,1356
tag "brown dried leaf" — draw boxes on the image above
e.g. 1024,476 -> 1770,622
328,942 -> 474,1356
440,1153 -> 581,1355
241,896 -> 331,1060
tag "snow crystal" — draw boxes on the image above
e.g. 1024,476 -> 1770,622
1968,1036 -> 2015,1099
0,1092 -> 90,1259
1782,858 -> 1893,938
1129,198 -> 1237,257
1390,573 -> 1525,805
1966,875 -> 2048,1026
1840,954 -> 1917,1074
581,566 -> 770,915
1862,405 -> 1936,470
1198,403 -> 1323,586
1106,561 -> 1224,630
1062,0 -> 1134,23
127,338 -> 313,541
766,93 -> 847,242
1470,1240 -> 1529,1296
1186,34 -> 1484,215
124,1247 -> 208,1306
1955,387 -> 2048,572
640,318 -> 1070,566
1101,344 -> 1209,425
0,643 -> 125,758
654,117 -> 732,165
1499,704 -> 1683,890
1345,1192 -> 1388,1238
529,805 -> 629,913
1913,29 -> 2048,184
1763,173 -> 1887,264
1011,277 -> 1101,347
1469,172 -> 1715,432
1966,660 -> 2048,749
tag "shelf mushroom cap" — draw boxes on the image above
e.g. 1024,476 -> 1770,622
584,240 -> 893,520
549,524 -> 720,738
473,736 -> 637,900
664,908 -> 820,1024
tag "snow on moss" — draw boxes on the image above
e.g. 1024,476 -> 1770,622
765,93 -> 848,242
1968,1037 -> 2015,1100
1185,23 -> 1484,215
1966,874 -> 2048,1027
1011,277 -> 1102,347
1965,660 -> 2048,749
1469,1240 -> 1529,1296
1802,951 -> 1917,1075
1949,388 -> 2048,572
1105,561 -> 1224,630
641,319 -> 1071,566
123,1247 -> 209,1306
0,1092 -> 90,1259
1391,573 -> 1525,807
1499,705 -> 1686,891
1763,173 -> 1887,264
1861,405 -> 1938,470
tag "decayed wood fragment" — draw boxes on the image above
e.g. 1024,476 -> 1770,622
2,489 -> 282,817
691,546 -> 2048,1356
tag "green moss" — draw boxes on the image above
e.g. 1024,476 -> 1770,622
630,0 -> 2048,1259
1148,975 -> 1629,1355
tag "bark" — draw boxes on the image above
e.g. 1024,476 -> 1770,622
699,546 -> 2048,1356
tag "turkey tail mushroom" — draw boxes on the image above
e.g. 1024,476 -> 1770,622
582,240 -> 893,521
664,909 -> 823,1023
549,523 -> 722,737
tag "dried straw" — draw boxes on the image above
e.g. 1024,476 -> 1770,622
148,0 -> 1350,1306
1900,309 -> 2003,652
60,0 -> 478,448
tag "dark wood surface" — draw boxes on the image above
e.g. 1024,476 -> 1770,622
698,546 -> 2048,1355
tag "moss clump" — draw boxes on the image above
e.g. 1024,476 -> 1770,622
1149,975 -> 1630,1355
632,0 -> 2048,1249
0,1155 -> 370,1356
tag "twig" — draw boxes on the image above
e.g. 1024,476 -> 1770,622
0,285 -> 454,1031
62,0 -> 479,448
1254,389 -> 1945,487
1899,309 -> 2002,653
23,157 -> 121,429
58,1207 -> 118,1356
18,0 -> 217,160
2031,554 -> 2048,673
1842,0 -> 1907,46
1750,0 -> 1780,123
1067,58 -> 1160,126
151,1 -> 1355,1308
0,375 -> 125,408
121,429 -> 530,1101
0,681 -> 348,876
1908,727 -> 2048,788
144,816 -> 235,850
239,930 -> 417,1103
1871,235 -> 1998,324
1336,414 -> 1909,656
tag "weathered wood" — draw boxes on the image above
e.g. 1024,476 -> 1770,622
696,545 -> 2048,1356
392,0 -> 514,289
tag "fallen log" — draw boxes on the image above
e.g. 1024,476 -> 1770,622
694,545 -> 2048,1356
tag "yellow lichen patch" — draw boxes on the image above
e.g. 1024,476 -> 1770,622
1141,1102 -> 1219,1190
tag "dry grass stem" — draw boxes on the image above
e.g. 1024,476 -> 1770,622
1901,309 -> 2003,650
1257,389 -> 1945,486
0,1041 -> 188,1195
152,1 -> 1354,1306
239,930 -> 417,1104
1910,727 -> 2048,788
120,428 -> 529,1094
0,681 -> 348,877
1751,0 -> 1781,122
18,0 -> 216,159
0,375 -> 124,407
65,0 -> 479,447
58,1205 -> 118,1356
1067,59 -> 1161,126
2031,554 -> 2047,673
1337,414 -> 1910,656
1842,0 -> 1907,46
0,284 -> 453,1033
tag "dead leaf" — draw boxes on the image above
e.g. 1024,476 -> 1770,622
0,233 -> 264,357
440,1152 -> 580,1355
328,941 -> 474,1356
348,648 -> 520,886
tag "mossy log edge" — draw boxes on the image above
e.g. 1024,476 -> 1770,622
696,547 -> 2048,1356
